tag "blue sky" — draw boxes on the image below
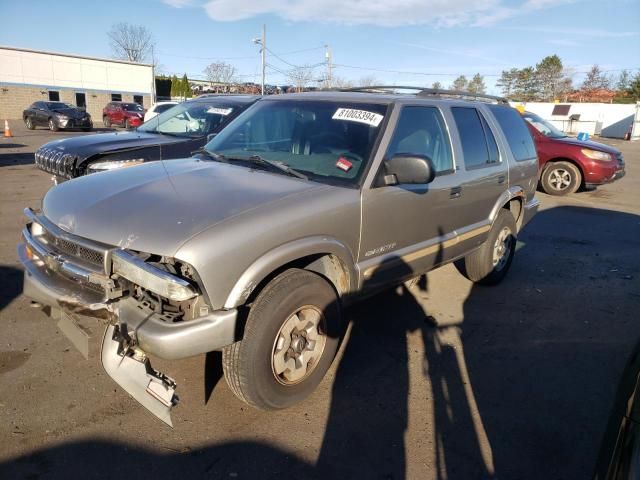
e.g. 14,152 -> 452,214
0,0 -> 638,94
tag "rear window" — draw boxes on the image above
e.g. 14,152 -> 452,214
488,105 -> 537,162
155,103 -> 175,114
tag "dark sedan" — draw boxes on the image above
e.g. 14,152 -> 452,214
34,95 -> 259,182
23,101 -> 93,132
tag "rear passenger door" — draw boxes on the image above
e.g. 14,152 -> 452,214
358,105 -> 462,289
446,105 -> 509,255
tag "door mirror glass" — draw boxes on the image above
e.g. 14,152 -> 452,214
382,154 -> 435,186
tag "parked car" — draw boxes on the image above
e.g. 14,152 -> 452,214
23,101 -> 93,132
523,111 -> 625,196
102,102 -> 146,129
594,339 -> 640,479
34,95 -> 259,182
144,101 -> 179,122
19,88 -> 539,425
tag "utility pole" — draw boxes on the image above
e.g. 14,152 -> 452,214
325,44 -> 332,89
261,25 -> 266,95
150,44 -> 156,104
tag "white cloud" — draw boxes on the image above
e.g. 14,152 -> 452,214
201,0 -> 574,27
163,0 -> 195,8
502,25 -> 639,37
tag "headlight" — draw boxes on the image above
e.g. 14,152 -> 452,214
87,158 -> 145,174
55,113 -> 69,120
112,250 -> 197,301
581,149 -> 611,161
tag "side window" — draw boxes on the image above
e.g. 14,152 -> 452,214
488,105 -> 537,162
385,106 -> 453,175
451,107 -> 498,169
480,113 -> 499,164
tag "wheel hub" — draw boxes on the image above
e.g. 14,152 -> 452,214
549,169 -> 571,190
271,306 -> 327,385
492,226 -> 513,271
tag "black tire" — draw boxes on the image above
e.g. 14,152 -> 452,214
24,116 -> 35,130
540,161 -> 581,196
103,116 -> 111,128
222,268 -> 342,410
124,119 -> 130,130
455,209 -> 517,286
48,118 -> 59,132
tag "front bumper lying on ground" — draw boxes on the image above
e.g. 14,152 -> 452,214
18,208 -> 238,425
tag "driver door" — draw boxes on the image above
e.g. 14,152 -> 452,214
358,105 -> 462,290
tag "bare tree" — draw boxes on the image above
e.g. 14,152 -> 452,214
203,62 -> 238,91
107,23 -> 154,63
288,66 -> 316,92
356,75 -> 378,87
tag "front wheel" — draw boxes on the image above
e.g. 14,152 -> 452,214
222,269 -> 342,410
48,118 -> 59,132
24,116 -> 35,130
455,209 -> 517,286
540,161 -> 581,196
103,116 -> 111,128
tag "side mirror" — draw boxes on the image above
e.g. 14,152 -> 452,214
382,154 -> 436,186
206,133 -> 217,142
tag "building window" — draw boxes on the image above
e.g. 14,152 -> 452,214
133,95 -> 143,105
48,91 -> 60,101
75,92 -> 86,109
111,93 -> 122,102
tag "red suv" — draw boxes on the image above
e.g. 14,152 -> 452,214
102,102 -> 146,129
523,111 -> 625,196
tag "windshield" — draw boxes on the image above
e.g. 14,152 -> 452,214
122,103 -> 144,112
204,99 -> 388,186
47,102 -> 74,110
523,112 -> 567,138
138,101 -> 235,137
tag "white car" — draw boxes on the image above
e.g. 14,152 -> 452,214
143,101 -> 179,122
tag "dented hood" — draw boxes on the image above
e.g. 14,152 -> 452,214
42,158 -> 321,256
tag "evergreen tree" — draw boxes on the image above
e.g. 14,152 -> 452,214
170,75 -> 178,98
467,73 -> 486,94
514,67 -> 538,101
431,81 -> 443,90
182,74 -> 192,98
496,68 -> 519,99
628,73 -> 640,101
616,70 -> 631,93
535,54 -> 571,101
451,75 -> 468,91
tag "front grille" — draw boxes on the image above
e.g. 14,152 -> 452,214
34,147 -> 75,178
43,230 -> 105,267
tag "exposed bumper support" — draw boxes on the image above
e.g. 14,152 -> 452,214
521,197 -> 540,230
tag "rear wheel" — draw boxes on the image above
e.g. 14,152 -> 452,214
455,209 -> 517,286
222,269 -> 342,410
540,161 -> 581,196
48,118 -> 59,132
24,116 -> 35,130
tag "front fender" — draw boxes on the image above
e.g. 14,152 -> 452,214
223,236 -> 358,309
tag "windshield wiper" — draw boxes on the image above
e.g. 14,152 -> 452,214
226,155 -> 308,180
192,148 -> 228,163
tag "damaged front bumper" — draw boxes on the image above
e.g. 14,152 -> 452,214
18,211 -> 238,426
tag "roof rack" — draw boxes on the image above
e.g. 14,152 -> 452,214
339,86 -> 509,104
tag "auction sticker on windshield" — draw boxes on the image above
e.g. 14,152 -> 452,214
332,108 -> 383,127
207,107 -> 233,116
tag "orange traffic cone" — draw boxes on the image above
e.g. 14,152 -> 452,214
4,120 -> 13,138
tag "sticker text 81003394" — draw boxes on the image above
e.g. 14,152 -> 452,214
332,108 -> 383,127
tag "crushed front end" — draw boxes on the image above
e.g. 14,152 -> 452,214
18,208 -> 237,426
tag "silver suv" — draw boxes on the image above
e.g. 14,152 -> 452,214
18,88 -> 539,425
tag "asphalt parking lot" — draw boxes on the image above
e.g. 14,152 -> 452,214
0,123 -> 639,479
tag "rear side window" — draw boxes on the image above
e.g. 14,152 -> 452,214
488,105 -> 537,162
451,107 -> 498,169
386,106 -> 454,174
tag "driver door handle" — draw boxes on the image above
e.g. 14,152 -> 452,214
450,186 -> 462,199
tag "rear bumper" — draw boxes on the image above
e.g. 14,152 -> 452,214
520,197 -> 540,230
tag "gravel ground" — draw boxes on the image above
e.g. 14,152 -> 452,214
0,122 -> 639,479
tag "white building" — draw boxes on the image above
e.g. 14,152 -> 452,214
0,45 -> 154,121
